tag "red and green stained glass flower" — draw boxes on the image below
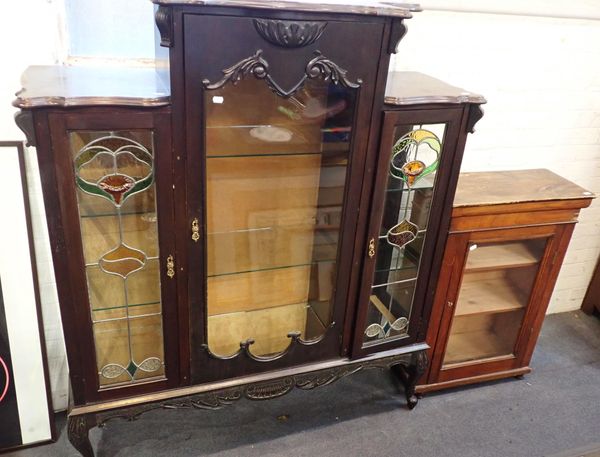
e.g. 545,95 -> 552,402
390,129 -> 441,187
74,135 -> 153,207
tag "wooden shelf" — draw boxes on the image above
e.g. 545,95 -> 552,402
443,329 -> 515,365
465,242 -> 541,272
455,273 -> 528,317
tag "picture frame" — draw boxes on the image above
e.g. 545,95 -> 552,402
0,141 -> 55,451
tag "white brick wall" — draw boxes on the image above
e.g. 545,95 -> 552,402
393,9 -> 600,313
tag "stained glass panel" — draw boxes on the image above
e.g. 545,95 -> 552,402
363,124 -> 445,346
71,131 -> 165,387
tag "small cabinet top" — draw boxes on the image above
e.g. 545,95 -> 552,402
13,65 -> 170,109
384,72 -> 486,106
151,0 -> 420,17
454,169 -> 595,210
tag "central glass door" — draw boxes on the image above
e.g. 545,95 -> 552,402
204,78 -> 357,358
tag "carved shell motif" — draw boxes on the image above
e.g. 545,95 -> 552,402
254,19 -> 327,48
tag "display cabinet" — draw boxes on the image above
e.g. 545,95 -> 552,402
13,2 -> 485,455
419,170 -> 594,393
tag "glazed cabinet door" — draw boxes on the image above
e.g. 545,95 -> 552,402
429,224 -> 570,383
352,107 -> 466,357
45,109 -> 179,403
183,11 -> 386,381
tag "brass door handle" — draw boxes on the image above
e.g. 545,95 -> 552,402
191,218 -> 200,242
166,255 -> 175,278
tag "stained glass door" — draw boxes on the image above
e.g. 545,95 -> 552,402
353,108 -> 464,356
48,111 -> 178,399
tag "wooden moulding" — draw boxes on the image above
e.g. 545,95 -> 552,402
453,169 -> 595,208
384,72 -> 486,106
150,0 -> 420,18
416,367 -> 531,394
450,209 -> 584,233
450,169 -> 594,231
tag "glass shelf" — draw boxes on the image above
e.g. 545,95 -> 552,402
92,300 -> 160,313
208,258 -> 336,278
465,239 -> 545,273
207,224 -> 338,277
206,150 -> 348,159
79,210 -> 157,219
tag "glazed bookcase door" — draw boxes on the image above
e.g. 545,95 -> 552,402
47,110 -> 179,402
430,225 -> 566,382
352,108 -> 464,356
183,12 -> 386,381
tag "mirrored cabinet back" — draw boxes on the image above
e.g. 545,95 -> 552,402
13,2 -> 492,455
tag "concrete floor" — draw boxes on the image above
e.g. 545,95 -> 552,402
8,310 -> 600,457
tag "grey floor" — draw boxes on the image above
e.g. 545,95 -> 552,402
10,310 -> 600,457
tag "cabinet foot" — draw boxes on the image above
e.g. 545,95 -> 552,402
391,350 -> 428,410
68,414 -> 95,457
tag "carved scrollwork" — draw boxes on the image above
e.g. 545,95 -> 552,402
163,389 -> 243,410
245,377 -> 294,400
295,366 -> 362,390
202,49 -> 362,98
306,51 -> 362,88
14,111 -> 36,147
202,50 -> 269,90
202,321 -> 336,362
467,104 -> 485,133
254,19 -> 327,48
154,6 -> 173,47
73,350 -> 426,455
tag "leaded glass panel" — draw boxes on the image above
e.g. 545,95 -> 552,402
363,124 -> 445,346
71,131 -> 165,387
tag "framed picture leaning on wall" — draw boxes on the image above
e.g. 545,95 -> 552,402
0,141 -> 54,451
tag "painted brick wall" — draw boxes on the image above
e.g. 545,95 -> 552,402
393,10 -> 600,313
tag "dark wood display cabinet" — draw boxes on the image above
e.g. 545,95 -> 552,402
419,170 -> 594,393
13,2 -> 485,455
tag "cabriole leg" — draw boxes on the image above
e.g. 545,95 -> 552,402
391,350 -> 429,410
67,414 -> 96,457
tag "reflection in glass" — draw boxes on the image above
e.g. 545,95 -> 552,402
363,124 -> 445,346
205,77 -> 357,357
442,238 -> 546,365
71,131 -> 165,387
